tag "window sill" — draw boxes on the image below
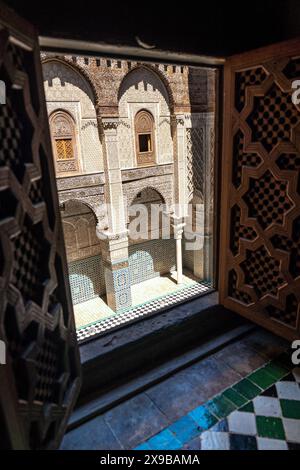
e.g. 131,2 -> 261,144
70,291 -> 252,429
77,290 -> 249,406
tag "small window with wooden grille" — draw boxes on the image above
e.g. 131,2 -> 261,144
135,110 -> 156,166
50,110 -> 79,174
55,138 -> 74,160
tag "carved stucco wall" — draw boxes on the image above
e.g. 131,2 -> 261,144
60,200 -> 101,262
42,54 -> 216,114
41,54 -> 217,293
57,173 -> 106,224
43,60 -> 104,174
60,200 -> 106,304
185,112 -> 215,223
118,67 -> 173,168
183,112 -> 215,280
123,173 -> 174,222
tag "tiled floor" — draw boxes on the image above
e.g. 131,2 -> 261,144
74,297 -> 115,329
61,328 -> 299,451
75,271 -> 198,329
137,359 -> 300,450
76,275 -> 212,343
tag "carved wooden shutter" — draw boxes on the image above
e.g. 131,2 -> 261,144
135,110 -> 156,166
220,39 -> 300,341
0,5 -> 81,448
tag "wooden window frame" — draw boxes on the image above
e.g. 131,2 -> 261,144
39,39 -> 222,400
49,109 -> 80,176
134,109 -> 156,167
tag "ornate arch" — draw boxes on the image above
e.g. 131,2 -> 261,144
41,56 -> 100,107
118,64 -> 174,112
49,107 -> 76,122
128,185 -> 167,208
59,198 -> 98,224
59,199 -> 103,264
49,109 -> 79,174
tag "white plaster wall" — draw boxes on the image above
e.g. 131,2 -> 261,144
43,61 -> 103,173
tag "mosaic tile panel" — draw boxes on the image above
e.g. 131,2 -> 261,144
182,238 -> 195,272
69,254 -> 105,304
104,260 -> 132,312
129,239 -> 176,286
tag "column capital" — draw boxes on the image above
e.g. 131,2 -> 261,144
96,226 -> 129,242
171,114 -> 185,134
171,113 -> 185,125
101,117 -> 120,133
98,235 -> 129,265
170,214 -> 186,239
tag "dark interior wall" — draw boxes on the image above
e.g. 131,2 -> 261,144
285,0 -> 300,39
0,405 -> 11,449
4,0 -> 300,58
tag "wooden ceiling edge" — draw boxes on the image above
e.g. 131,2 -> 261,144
38,36 -> 226,67
0,1 -> 36,47
225,37 -> 300,69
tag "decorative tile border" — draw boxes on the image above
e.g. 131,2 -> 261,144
77,281 -> 213,343
134,352 -> 300,450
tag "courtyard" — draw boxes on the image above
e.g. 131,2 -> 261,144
74,270 -> 209,330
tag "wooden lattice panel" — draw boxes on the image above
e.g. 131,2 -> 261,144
220,39 -> 300,340
56,139 -> 73,160
0,7 -> 81,449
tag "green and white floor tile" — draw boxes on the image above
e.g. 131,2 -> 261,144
134,354 -> 300,451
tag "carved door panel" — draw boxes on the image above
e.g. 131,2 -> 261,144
220,39 -> 300,341
0,5 -> 81,448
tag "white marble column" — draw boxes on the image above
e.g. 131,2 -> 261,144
171,215 -> 185,284
100,117 -> 126,234
171,114 -> 188,284
172,114 -> 188,219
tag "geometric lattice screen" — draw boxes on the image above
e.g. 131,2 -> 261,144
220,40 -> 300,341
0,6 -> 81,449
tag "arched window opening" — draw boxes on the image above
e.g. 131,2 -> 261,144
50,111 -> 79,174
135,110 -> 156,166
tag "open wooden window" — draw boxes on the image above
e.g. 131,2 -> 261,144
2,0 -> 300,452
0,4 -> 81,450
135,109 -> 156,166
50,110 -> 79,175
219,40 -> 300,341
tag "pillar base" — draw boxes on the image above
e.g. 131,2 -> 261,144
98,230 -> 132,313
104,260 -> 132,312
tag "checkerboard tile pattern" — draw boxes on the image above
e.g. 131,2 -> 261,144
77,281 -> 212,342
134,355 -> 300,451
